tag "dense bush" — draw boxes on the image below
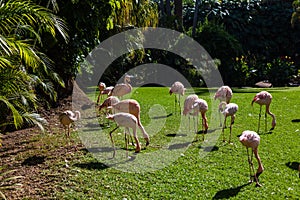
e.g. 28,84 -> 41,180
187,18 -> 243,85
183,0 -> 300,86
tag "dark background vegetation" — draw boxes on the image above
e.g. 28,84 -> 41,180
0,0 -> 300,131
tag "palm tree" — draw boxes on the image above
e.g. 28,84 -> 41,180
0,0 -> 68,131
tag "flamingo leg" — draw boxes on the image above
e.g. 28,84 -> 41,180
265,110 -> 267,132
202,118 -> 205,141
229,121 -> 232,144
109,126 -> 119,158
67,125 -> 71,138
219,109 -> 222,127
178,95 -> 181,114
195,115 -> 199,140
258,105 -> 262,133
253,148 -> 263,187
125,127 -> 129,158
247,148 -> 255,183
132,128 -> 141,153
174,95 -> 177,114
229,115 -> 235,143
222,116 -> 227,142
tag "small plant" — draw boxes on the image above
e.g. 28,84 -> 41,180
0,167 -> 23,200
267,56 -> 297,86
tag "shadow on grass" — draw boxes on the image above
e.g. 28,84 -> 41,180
292,119 -> 300,123
22,155 -> 46,166
212,182 -> 251,199
166,133 -> 187,137
74,161 -> 109,170
152,113 -> 173,119
198,145 -> 219,152
168,142 -> 190,150
286,161 -> 300,170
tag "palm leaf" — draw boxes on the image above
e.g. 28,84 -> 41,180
0,96 -> 23,129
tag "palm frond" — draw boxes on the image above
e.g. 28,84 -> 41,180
0,96 -> 23,129
21,112 -> 48,132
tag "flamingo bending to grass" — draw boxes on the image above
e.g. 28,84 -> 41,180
239,130 -> 264,187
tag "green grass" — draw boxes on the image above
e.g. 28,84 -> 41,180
56,87 -> 300,199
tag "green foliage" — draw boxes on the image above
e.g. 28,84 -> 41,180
0,0 -> 68,131
36,0 -> 158,97
291,0 -> 300,28
0,167 -> 23,200
188,18 -> 243,84
266,56 -> 297,86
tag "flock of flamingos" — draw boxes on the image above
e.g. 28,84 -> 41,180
58,75 -> 298,187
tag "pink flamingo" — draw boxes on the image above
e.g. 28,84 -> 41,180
98,96 -> 120,114
183,95 -> 201,136
191,98 -> 209,141
219,102 -> 238,143
214,86 -> 233,103
169,81 -> 185,114
109,99 -> 150,146
106,113 -> 141,158
251,91 -> 276,132
239,130 -> 264,187
214,86 -> 233,126
96,82 -> 114,105
59,110 -> 81,138
96,82 -> 106,105
110,75 -> 133,98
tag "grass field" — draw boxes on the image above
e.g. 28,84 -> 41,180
48,86 -> 299,199
3,87 -> 298,199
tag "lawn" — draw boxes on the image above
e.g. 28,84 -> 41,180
57,86 -> 300,199
1,86 -> 300,199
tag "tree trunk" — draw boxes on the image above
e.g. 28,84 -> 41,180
192,0 -> 201,37
174,0 -> 183,30
166,0 -> 171,16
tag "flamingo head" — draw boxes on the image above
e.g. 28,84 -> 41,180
98,82 -> 106,91
251,96 -> 259,106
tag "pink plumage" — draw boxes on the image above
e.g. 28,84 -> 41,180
106,113 -> 141,157
110,99 -> 150,146
110,75 -> 133,98
169,81 -> 185,96
239,130 -> 264,187
98,96 -> 120,111
214,86 -> 233,103
183,94 -> 199,116
169,81 -> 185,114
239,130 -> 260,149
252,91 -> 276,131
219,102 -> 238,143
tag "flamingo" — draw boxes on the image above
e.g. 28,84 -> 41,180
251,91 -> 276,132
183,94 -> 200,134
214,86 -> 233,126
219,102 -> 238,143
98,96 -> 120,115
59,110 -> 81,138
96,82 -> 106,105
106,113 -> 141,158
191,98 -> 209,141
239,130 -> 264,187
110,75 -> 133,98
169,81 -> 185,114
214,86 -> 233,103
108,99 -> 150,146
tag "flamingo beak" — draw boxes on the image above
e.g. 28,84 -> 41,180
251,97 -> 258,106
